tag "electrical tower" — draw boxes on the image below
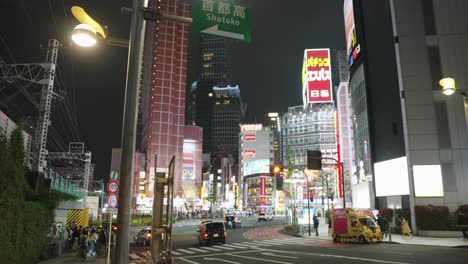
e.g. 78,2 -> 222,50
0,39 -> 61,173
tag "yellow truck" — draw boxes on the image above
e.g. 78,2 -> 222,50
331,208 -> 383,243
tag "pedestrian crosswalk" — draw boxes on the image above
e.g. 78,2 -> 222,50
129,237 -> 320,263
168,237 -> 314,256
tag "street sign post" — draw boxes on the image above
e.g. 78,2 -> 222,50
192,0 -> 251,43
107,194 -> 118,208
110,170 -> 119,180
107,180 -> 120,193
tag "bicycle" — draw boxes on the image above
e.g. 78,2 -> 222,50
75,246 -> 88,262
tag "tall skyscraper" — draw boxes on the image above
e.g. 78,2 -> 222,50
140,0 -> 191,198
189,35 -> 233,154
264,112 -> 282,165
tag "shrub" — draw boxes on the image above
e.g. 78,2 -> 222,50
415,205 -> 450,230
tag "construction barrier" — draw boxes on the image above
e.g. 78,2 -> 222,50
66,208 -> 89,227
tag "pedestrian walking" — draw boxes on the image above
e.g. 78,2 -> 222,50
327,217 -> 332,236
377,214 -> 388,238
400,217 -> 412,237
313,215 -> 319,236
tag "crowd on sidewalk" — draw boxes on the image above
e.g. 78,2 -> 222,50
64,223 -> 110,259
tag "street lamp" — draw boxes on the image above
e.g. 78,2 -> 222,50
71,6 -> 129,48
440,77 -> 467,97
71,2 -> 146,264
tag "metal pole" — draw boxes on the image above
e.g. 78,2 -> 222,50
107,213 -> 112,264
340,162 -> 345,208
115,0 -> 146,263
305,172 -> 311,236
151,168 -> 164,264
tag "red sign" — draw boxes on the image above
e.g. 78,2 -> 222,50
107,180 -> 120,193
244,150 -> 256,156
245,134 -> 256,141
302,49 -> 333,104
106,194 -> 118,208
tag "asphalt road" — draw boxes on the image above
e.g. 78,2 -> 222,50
129,216 -> 468,264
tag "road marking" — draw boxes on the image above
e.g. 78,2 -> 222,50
176,248 -> 197,254
129,253 -> 140,259
171,250 -> 182,255
227,253 -> 293,264
179,257 -> 200,264
204,257 -> 241,264
263,249 -> 412,264
202,247 -> 222,251
211,245 -> 235,250
172,249 -> 262,260
222,244 -> 248,249
186,247 -> 209,253
261,252 -> 298,259
242,241 -> 272,247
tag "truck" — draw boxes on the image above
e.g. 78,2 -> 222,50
331,208 -> 383,244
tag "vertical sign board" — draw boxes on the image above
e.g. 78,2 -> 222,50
302,49 -> 333,106
193,0 -> 252,43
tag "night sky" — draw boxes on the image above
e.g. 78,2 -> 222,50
0,0 -> 345,181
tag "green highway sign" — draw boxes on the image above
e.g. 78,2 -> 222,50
192,0 -> 251,43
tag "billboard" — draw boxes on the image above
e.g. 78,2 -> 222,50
302,48 -> 333,105
182,143 -> 196,180
344,0 -> 361,68
243,159 -> 269,175
245,134 -> 256,141
413,165 -> 444,197
374,157 -> 410,197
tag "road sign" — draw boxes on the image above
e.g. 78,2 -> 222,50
192,0 -> 251,43
107,180 -> 120,193
107,194 -> 118,208
110,170 -> 119,180
107,208 -> 118,214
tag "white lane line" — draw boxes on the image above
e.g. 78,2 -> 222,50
222,244 -> 248,249
263,249 -> 412,264
228,253 -> 293,264
211,245 -> 235,250
202,247 -> 222,251
242,241 -> 274,246
129,253 -> 139,259
176,249 -> 197,254
179,257 -> 200,264
171,250 -> 182,255
186,247 -> 209,253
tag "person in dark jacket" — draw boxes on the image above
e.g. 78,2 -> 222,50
313,215 -> 319,236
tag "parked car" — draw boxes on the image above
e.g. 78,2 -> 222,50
224,215 -> 241,228
197,221 -> 226,246
134,227 -> 166,246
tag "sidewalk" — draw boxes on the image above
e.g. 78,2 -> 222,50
293,218 -> 468,248
38,250 -> 108,264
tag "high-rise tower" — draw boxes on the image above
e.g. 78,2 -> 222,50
140,0 -> 191,197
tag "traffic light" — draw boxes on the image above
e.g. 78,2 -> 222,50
307,150 -> 322,170
309,192 -> 314,202
270,165 -> 283,176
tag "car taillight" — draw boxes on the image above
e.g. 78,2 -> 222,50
204,232 -> 208,237
113,226 -> 117,230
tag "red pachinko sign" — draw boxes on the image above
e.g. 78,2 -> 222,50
302,49 -> 333,103
245,134 -> 256,141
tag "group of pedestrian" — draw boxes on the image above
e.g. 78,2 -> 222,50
65,224 -> 107,258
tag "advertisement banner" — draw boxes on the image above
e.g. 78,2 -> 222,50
344,0 -> 361,67
245,134 -> 256,141
302,49 -> 333,104
182,166 -> 194,180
